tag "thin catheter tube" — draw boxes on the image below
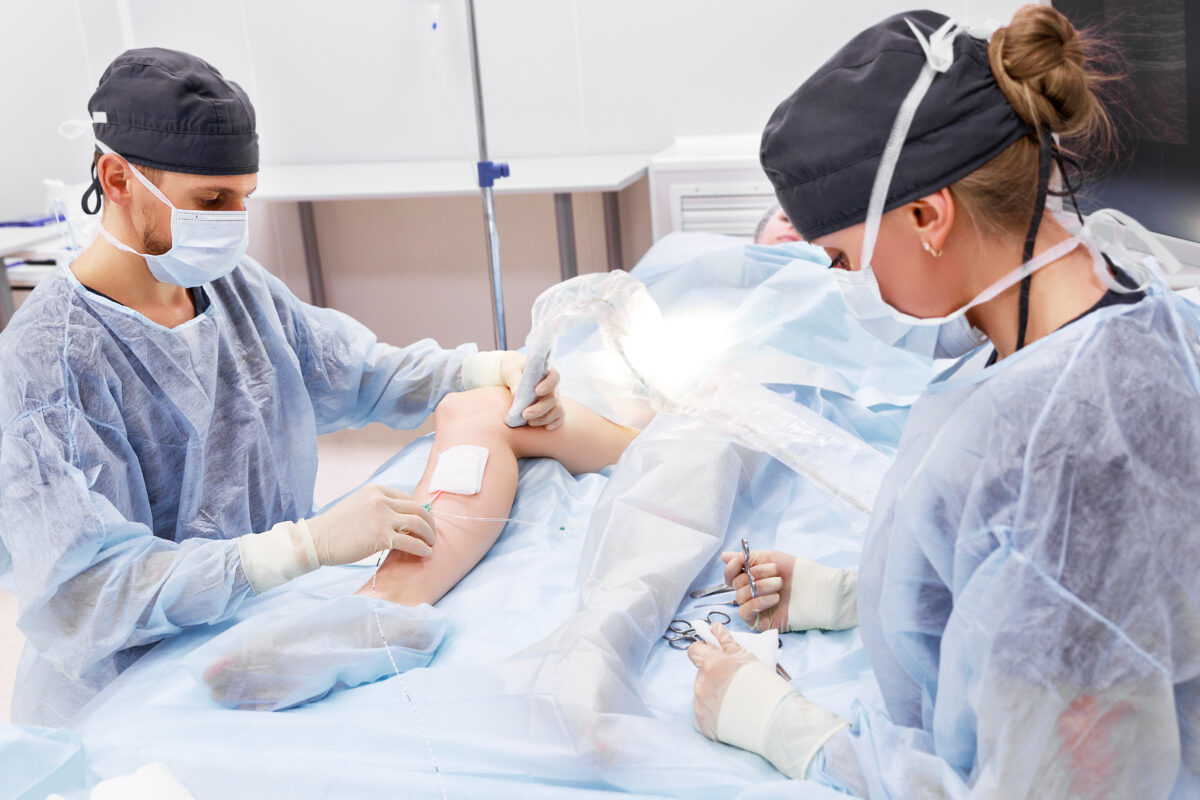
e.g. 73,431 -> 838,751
429,507 -> 566,532
424,488 -> 566,531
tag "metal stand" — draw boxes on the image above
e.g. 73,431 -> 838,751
465,0 -> 509,350
297,201 -> 327,307
553,191 -> 624,279
602,191 -> 624,270
554,193 -> 578,281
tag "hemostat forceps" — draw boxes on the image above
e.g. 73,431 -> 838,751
690,538 -> 758,601
742,537 -> 758,599
689,583 -> 734,599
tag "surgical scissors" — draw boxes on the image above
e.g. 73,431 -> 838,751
665,610 -> 793,680
663,610 -> 731,650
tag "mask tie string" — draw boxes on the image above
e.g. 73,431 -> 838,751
1015,129 -> 1054,352
859,17 -> 959,269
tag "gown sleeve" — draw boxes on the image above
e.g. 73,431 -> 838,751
810,596 -> 1183,799
808,315 -> 1200,799
0,402 -> 255,682
271,280 -> 475,433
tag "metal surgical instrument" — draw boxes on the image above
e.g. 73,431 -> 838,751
665,610 -> 792,680
742,537 -> 758,599
689,582 -> 734,599
662,611 -> 732,650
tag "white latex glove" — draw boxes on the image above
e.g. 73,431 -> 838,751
237,484 -> 435,594
690,618 -> 779,670
687,621 -> 760,739
688,623 -> 848,779
461,350 -> 563,429
722,549 -> 858,633
307,483 -> 436,564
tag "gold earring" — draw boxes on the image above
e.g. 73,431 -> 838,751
922,240 -> 943,258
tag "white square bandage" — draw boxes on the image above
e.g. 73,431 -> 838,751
429,445 -> 489,496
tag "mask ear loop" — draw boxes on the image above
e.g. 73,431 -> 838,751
1015,129 -> 1054,352
82,160 -> 102,216
59,120 -> 103,217
1049,147 -> 1160,293
1050,147 -> 1087,227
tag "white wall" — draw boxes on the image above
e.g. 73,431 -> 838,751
0,0 -> 127,221
1,0 -> 1033,348
476,0 -> 1031,156
3,0 -> 1031,220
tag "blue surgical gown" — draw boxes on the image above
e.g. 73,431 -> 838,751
0,259 -> 472,725
812,286 -> 1200,797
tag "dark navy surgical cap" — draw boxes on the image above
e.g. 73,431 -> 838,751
760,10 -> 1032,241
88,47 -> 258,175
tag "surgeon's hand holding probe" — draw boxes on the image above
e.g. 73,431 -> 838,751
688,623 -> 848,779
236,485 -> 437,594
500,352 -> 562,429
722,550 -> 858,633
462,350 -> 564,430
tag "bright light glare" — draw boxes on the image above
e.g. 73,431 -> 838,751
621,304 -> 731,401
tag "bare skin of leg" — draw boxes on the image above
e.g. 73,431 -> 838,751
356,387 -> 639,605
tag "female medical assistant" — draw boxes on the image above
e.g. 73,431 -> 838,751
689,7 -> 1200,797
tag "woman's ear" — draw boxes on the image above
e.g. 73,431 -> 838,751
909,187 -> 956,254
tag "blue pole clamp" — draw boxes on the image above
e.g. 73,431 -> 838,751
477,160 -> 510,188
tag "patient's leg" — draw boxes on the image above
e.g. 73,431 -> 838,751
358,387 -> 639,606
199,388 -> 636,710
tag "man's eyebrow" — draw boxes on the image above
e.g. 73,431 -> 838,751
195,186 -> 257,196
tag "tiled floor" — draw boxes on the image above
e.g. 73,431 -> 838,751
0,421 -> 431,724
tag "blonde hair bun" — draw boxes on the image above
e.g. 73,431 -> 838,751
988,4 -> 1105,139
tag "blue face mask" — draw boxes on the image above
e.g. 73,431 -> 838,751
95,140 -> 249,288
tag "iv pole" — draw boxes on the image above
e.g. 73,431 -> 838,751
463,0 -> 510,350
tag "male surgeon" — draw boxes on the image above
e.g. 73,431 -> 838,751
0,47 -> 559,725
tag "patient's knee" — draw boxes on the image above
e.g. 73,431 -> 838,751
434,387 -> 513,432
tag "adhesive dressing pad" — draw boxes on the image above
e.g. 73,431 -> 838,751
429,445 -> 489,495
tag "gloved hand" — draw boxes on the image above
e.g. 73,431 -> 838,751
687,621 -> 760,738
306,483 -> 436,565
236,484 -> 435,594
461,350 -> 563,429
722,549 -> 858,633
688,622 -> 848,779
